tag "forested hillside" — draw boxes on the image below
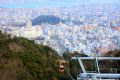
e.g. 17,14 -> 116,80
0,30 -> 62,80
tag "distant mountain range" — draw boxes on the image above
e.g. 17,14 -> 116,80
32,15 -> 64,25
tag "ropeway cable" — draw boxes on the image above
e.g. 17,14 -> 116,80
64,67 -> 75,80
58,54 -> 75,80
62,56 -> 75,80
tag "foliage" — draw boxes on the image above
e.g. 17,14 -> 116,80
0,31 -> 61,80
63,51 -> 93,80
32,15 -> 64,25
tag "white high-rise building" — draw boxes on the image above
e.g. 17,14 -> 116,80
26,20 -> 32,28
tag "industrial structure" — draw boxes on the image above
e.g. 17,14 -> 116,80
72,57 -> 120,80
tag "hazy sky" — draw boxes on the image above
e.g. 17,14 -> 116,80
0,0 -> 120,8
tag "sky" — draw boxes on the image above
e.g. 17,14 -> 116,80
0,0 -> 120,8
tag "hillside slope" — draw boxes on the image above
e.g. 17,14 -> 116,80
0,30 -> 61,80
32,15 -> 64,25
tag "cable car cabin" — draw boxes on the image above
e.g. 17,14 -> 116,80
59,64 -> 64,73
58,60 -> 67,73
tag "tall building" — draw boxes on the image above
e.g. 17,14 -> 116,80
59,19 -> 63,26
26,20 -> 32,28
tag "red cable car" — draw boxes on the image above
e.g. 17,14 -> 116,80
59,64 -> 64,73
58,60 -> 67,73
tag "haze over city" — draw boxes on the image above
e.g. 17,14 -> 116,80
0,0 -> 120,8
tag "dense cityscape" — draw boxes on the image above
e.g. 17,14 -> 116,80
0,4 -> 120,56
0,0 -> 120,79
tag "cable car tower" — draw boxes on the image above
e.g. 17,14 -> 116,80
72,57 -> 120,80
